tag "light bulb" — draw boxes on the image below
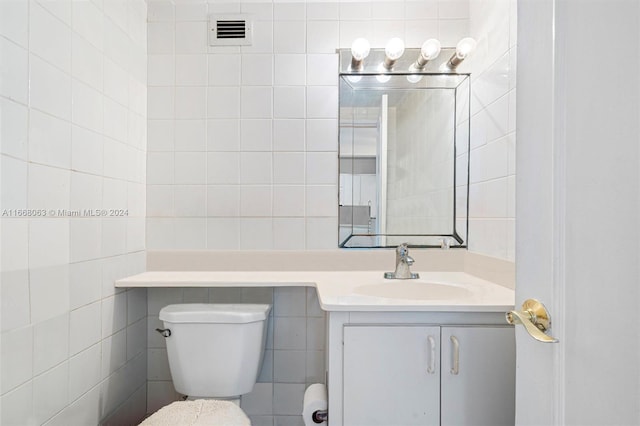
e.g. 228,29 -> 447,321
383,38 -> 405,70
376,74 -> 391,83
455,37 -> 477,59
414,38 -> 441,69
421,39 -> 441,61
448,37 -> 477,68
347,75 -> 363,83
351,38 -> 371,61
385,38 -> 405,61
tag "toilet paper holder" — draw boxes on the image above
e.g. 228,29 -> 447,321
312,409 -> 328,423
303,383 -> 328,425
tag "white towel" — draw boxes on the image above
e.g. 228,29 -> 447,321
139,399 -> 251,426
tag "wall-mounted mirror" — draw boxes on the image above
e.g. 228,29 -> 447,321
338,49 -> 470,248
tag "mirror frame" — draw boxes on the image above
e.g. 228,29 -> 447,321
337,48 -> 471,249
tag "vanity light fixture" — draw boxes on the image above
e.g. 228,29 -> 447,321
447,37 -> 477,69
350,38 -> 371,71
383,37 -> 405,69
413,39 -> 441,69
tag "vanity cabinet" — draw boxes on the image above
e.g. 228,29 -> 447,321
327,312 -> 516,426
343,325 -> 441,426
440,326 -> 515,426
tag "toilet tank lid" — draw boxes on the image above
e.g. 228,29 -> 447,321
159,303 -> 271,323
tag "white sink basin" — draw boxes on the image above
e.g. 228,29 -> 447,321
353,280 -> 472,300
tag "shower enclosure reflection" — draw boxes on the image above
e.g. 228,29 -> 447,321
339,72 -> 470,248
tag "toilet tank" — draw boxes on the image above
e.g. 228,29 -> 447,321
159,303 -> 271,398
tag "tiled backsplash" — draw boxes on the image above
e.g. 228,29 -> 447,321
146,286 -> 325,426
0,0 -> 148,424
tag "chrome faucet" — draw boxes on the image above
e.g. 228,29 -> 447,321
384,243 -> 420,279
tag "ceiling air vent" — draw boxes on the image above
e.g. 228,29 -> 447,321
209,14 -> 253,46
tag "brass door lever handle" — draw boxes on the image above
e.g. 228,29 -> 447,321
506,299 -> 559,343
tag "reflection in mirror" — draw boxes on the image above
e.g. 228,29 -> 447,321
339,73 -> 470,248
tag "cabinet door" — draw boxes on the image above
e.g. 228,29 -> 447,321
343,325 -> 440,426
441,326 -> 516,426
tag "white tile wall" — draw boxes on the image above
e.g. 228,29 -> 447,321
467,0 -> 517,261
147,0 -> 470,252
0,1 -> 148,425
1,36 -> 29,105
33,314 -> 69,376
32,361 -> 69,425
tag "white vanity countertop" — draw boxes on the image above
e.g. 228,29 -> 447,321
116,270 -> 514,312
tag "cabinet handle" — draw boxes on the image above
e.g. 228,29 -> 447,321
450,336 -> 459,375
427,335 -> 436,374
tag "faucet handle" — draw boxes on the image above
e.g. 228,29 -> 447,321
396,242 -> 410,256
396,243 -> 414,264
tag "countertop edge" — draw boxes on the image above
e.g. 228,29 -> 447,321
115,271 -> 515,313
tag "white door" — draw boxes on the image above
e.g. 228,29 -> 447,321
516,1 -> 640,425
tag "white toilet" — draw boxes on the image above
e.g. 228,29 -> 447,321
158,303 -> 271,401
